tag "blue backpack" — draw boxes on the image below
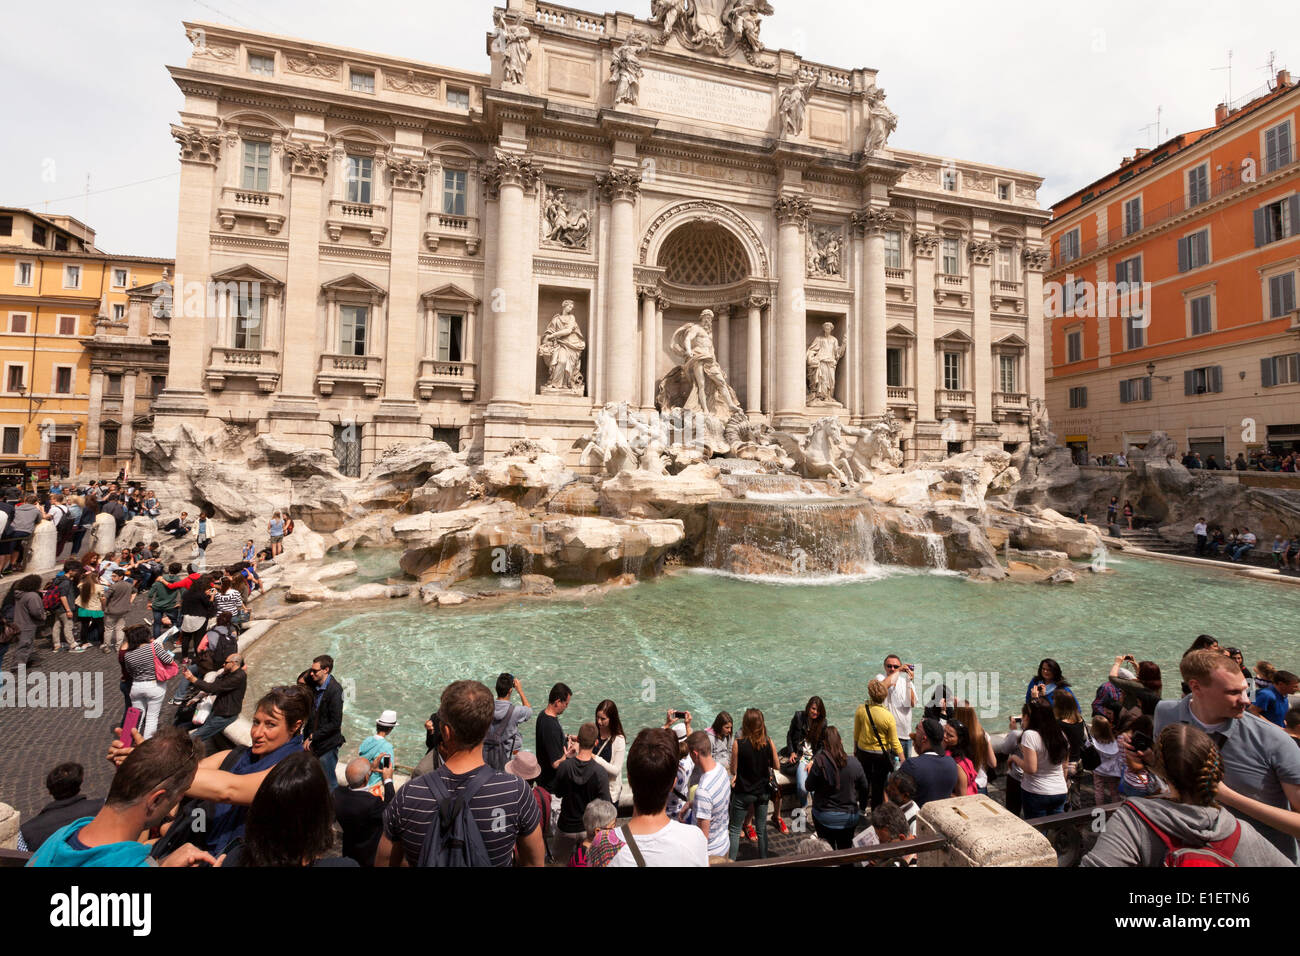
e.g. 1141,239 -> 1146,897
414,765 -> 496,867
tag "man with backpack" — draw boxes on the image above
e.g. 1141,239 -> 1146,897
484,673 -> 533,771
375,680 -> 544,867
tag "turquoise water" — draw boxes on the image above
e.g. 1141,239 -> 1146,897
245,556 -> 1300,767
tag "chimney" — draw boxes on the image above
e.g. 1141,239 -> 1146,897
1279,69 -> 1293,89
1215,102 -> 1229,125
1134,147 -> 1149,159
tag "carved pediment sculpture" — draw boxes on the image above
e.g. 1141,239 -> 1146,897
652,0 -> 774,66
806,226 -> 844,278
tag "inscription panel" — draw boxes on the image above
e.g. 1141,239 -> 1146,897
640,68 -> 773,130
547,53 -> 595,99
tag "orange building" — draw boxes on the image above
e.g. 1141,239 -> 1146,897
1044,71 -> 1300,466
0,208 -> 172,476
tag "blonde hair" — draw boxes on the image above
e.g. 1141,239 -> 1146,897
1180,649 -> 1239,686
867,679 -> 887,705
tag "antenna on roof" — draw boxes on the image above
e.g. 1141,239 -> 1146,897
1264,51 -> 1279,87
85,173 -> 91,226
1212,49 -> 1234,105
1138,106 -> 1163,147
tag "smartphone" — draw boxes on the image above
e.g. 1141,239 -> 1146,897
671,711 -> 688,720
121,707 -> 143,747
380,754 -> 392,769
1012,716 -> 1023,726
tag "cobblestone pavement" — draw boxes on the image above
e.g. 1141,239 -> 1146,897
0,605 -> 176,825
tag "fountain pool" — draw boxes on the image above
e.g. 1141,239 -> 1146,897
245,555 -> 1300,766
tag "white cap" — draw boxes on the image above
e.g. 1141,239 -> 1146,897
670,722 -> 688,742
377,710 -> 398,727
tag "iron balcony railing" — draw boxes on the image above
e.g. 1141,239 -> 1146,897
1051,150 -> 1300,270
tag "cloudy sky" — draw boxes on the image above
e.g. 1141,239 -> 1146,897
4,0 -> 1296,258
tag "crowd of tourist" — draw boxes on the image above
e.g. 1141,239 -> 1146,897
14,625 -> 1296,869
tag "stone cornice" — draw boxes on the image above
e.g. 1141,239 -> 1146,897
534,257 -> 599,280
171,124 -> 222,165
418,255 -> 485,273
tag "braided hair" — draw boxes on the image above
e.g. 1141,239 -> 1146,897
1151,723 -> 1223,807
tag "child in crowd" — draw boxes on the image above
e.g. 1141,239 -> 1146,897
1118,716 -> 1158,797
1088,716 -> 1123,806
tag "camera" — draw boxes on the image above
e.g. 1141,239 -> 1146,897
671,710 -> 688,720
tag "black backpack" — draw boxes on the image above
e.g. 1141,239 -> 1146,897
482,704 -> 516,772
414,765 -> 496,867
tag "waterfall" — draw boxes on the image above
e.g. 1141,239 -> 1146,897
897,511 -> 949,571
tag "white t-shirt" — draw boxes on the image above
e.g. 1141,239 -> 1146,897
1194,522 -> 1207,537
1019,729 -> 1068,796
875,672 -> 914,739
608,819 -> 708,867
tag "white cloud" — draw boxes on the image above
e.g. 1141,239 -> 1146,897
2,0 -> 1294,257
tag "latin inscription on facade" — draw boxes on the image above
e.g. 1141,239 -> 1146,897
640,68 -> 772,130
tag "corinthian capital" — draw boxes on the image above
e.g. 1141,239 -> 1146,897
911,231 -> 941,258
171,124 -> 222,165
283,140 -> 332,178
485,148 -> 542,198
852,207 -> 897,236
1022,247 -> 1050,272
599,165 -> 642,202
968,240 -> 996,265
773,195 -> 812,229
387,153 -> 431,192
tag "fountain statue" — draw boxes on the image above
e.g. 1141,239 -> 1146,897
539,300 -> 586,393
806,321 -> 845,405
666,309 -> 743,419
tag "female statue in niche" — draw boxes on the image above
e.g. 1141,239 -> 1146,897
539,300 -> 586,393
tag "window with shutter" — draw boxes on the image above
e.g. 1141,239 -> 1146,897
1209,366 -> 1222,393
1177,236 -> 1190,273
1262,357 -> 1276,388
1190,296 -> 1212,336
1188,165 -> 1210,206
1266,121 -> 1293,173
1124,197 -> 1142,235
1270,274 -> 1297,318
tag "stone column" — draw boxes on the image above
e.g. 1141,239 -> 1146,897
639,285 -> 659,414
913,233 -> 940,424
717,304 -> 731,379
773,195 -> 811,427
382,154 -> 431,410
600,166 -> 642,406
161,125 -> 221,407
279,139 -> 332,401
85,369 -> 105,460
30,521 -> 57,571
745,296 -> 766,416
119,373 -> 138,462
1024,248 -> 1050,404
485,149 -> 541,410
854,208 -> 895,420
970,239 -> 996,429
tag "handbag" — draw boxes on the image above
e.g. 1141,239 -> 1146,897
865,703 -> 901,771
153,643 -> 179,681
1081,724 -> 1102,772
192,695 -> 214,726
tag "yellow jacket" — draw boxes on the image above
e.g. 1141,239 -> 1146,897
853,703 -> 903,756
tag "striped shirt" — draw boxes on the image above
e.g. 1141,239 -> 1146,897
383,765 -> 540,867
124,641 -> 173,684
215,591 -> 245,616
692,763 -> 732,858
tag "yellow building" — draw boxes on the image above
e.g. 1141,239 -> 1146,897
0,207 -> 172,477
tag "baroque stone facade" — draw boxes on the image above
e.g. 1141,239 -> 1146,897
157,0 -> 1049,471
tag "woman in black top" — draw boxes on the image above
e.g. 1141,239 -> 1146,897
785,696 -> 827,807
226,751 -> 357,867
727,708 -> 780,861
179,574 -> 218,661
805,726 -> 869,849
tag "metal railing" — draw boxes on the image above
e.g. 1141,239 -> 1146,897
1052,152 -> 1300,270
